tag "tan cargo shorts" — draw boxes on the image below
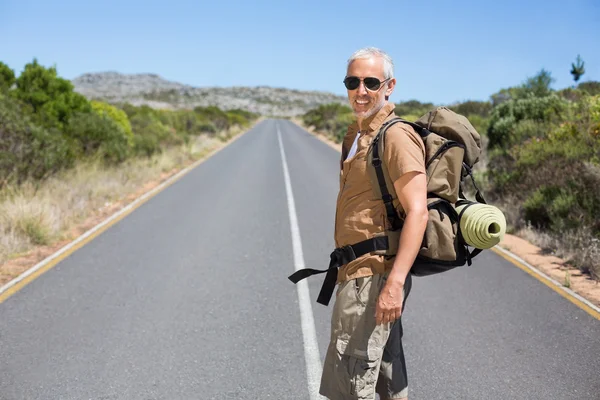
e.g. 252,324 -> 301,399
319,272 -> 412,400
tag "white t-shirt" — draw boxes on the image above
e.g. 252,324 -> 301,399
346,131 -> 360,160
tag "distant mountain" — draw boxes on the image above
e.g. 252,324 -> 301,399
72,72 -> 347,116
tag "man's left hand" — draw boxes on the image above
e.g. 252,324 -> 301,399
375,277 -> 405,325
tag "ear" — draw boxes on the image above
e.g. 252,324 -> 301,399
385,78 -> 396,99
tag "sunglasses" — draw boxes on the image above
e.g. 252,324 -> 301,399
343,76 -> 390,91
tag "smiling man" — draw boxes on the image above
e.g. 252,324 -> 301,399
319,47 -> 429,400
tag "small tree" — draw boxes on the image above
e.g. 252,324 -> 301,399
91,100 -> 134,145
14,59 -> 90,128
0,62 -> 16,92
570,54 -> 585,84
521,69 -> 555,98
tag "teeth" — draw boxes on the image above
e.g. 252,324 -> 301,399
357,100 -> 368,104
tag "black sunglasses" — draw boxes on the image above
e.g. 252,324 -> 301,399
343,76 -> 390,91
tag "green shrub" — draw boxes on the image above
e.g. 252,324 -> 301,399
448,100 -> 492,117
198,122 -> 217,134
578,81 -> 600,96
132,134 -> 161,157
227,108 -> 258,122
487,95 -> 567,150
129,112 -> 184,149
0,94 -> 77,185
523,184 -> 597,233
194,106 -> 230,131
226,111 -> 249,128
13,59 -> 90,129
394,100 -> 435,118
91,101 -> 134,145
0,62 -> 15,92
557,88 -> 586,102
488,94 -> 600,238
66,112 -> 131,164
466,115 -> 490,135
303,103 -> 353,132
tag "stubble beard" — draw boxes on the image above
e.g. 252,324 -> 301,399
353,95 -> 386,123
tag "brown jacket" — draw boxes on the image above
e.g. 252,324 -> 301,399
335,102 -> 426,282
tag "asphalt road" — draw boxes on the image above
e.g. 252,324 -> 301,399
1,119 -> 599,400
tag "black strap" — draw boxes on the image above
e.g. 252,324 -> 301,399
382,118 -> 430,139
461,163 -> 487,204
457,200 -> 474,266
455,200 -> 486,266
371,118 -> 433,230
469,248 -> 483,260
288,236 -> 389,306
371,120 -> 406,230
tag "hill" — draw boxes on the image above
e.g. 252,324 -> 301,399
72,72 -> 347,116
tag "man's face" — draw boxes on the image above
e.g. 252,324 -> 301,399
345,56 -> 396,120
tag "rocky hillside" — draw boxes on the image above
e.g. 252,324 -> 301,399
72,72 -> 347,116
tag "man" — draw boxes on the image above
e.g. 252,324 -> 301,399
319,47 -> 428,400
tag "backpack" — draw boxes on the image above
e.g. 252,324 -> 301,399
367,106 -> 487,276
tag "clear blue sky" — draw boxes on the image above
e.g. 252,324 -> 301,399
1,0 -> 599,105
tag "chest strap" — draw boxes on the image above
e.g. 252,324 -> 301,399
287,235 -> 389,306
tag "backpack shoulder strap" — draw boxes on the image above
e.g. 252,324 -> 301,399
367,118 -> 416,230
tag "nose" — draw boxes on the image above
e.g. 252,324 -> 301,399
356,81 -> 368,96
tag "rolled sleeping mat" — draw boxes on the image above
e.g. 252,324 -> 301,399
456,201 -> 507,249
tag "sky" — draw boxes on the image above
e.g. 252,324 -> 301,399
1,0 -> 599,105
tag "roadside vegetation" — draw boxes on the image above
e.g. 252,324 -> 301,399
301,59 -> 600,281
0,59 -> 258,281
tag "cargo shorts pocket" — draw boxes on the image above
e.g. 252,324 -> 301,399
327,274 -> 392,399
335,339 -> 379,399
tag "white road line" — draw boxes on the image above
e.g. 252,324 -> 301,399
277,122 -> 325,400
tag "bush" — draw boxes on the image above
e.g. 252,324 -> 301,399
0,94 -> 77,185
226,112 -> 248,128
13,59 -> 90,129
465,115 -> 490,135
132,134 -> 161,157
394,100 -> 435,118
66,112 -> 131,164
194,106 -> 230,131
487,95 -> 567,150
488,94 -> 600,239
303,103 -> 352,129
448,100 -> 492,117
557,88 -> 586,102
91,101 -> 134,145
578,81 -> 600,96
227,108 -> 258,122
129,112 -> 181,150
0,62 -> 15,92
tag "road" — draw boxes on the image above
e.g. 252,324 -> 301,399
1,119 -> 599,400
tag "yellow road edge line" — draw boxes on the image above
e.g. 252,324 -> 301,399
491,246 -> 600,321
0,125 -> 256,305
293,120 -> 600,322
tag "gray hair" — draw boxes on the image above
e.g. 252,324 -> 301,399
347,47 -> 394,79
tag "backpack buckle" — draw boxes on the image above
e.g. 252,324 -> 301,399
332,245 -> 357,266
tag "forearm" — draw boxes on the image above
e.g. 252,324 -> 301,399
389,210 -> 428,283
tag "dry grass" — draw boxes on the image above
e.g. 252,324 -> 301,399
515,224 -> 600,280
491,193 -> 600,280
0,132 -> 227,268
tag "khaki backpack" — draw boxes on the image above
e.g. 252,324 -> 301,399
367,106 -> 486,276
